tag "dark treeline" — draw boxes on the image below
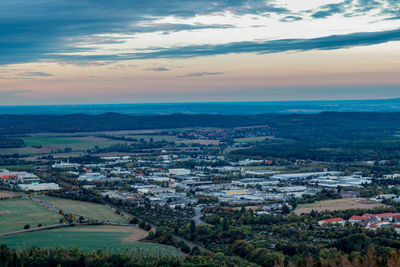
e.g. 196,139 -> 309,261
0,138 -> 24,148
1,112 -> 400,138
1,244 -> 400,267
0,113 -> 277,135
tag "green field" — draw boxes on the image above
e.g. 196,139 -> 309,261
23,137 -> 86,147
38,196 -> 129,223
0,165 -> 35,170
0,198 -> 62,234
0,225 -> 181,255
123,135 -> 182,142
234,136 -> 274,143
0,136 -> 126,155
243,165 -> 286,171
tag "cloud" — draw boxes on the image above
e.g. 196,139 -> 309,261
0,0 -> 397,66
0,90 -> 33,95
69,28 -> 400,61
143,23 -> 234,32
0,0 -> 287,65
179,72 -> 223,77
17,72 -> 53,77
311,0 -> 352,19
146,67 -> 170,72
280,16 -> 303,22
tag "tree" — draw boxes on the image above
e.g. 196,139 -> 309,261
190,220 -> 196,233
222,217 -> 229,231
24,224 -> 30,230
282,204 -> 290,214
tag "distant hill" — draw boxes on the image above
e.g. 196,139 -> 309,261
0,113 -> 278,135
0,112 -> 400,142
1,98 -> 400,115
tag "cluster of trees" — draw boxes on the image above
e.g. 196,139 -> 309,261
129,217 -> 152,231
0,113 -> 275,135
147,227 -> 192,254
2,244 -> 400,266
0,138 -> 24,148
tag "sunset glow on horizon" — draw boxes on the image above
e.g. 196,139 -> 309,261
1,0 -> 400,105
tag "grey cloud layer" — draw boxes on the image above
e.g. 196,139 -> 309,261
55,28 -> 400,61
0,0 -> 400,65
0,0 -> 279,65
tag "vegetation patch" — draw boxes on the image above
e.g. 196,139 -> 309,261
234,136 -> 275,143
0,198 -> 62,234
0,225 -> 182,255
38,196 -> 129,223
295,198 -> 387,215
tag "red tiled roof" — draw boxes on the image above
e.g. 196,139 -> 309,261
322,218 -> 345,223
363,213 -> 377,218
369,224 -> 378,228
350,215 -> 368,221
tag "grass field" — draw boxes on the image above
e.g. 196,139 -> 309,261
123,135 -> 181,142
39,196 -> 129,223
242,166 -> 286,171
0,165 -> 35,170
23,137 -> 86,147
295,198 -> 387,215
0,136 -> 126,155
234,136 -> 274,143
0,225 -> 182,255
0,198 -> 62,233
176,139 -> 220,145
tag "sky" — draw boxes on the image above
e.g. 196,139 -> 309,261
0,0 -> 400,105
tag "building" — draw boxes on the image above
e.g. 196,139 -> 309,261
271,171 -> 342,181
168,168 -> 191,176
318,217 -> 346,226
78,173 -> 107,182
18,183 -> 60,191
52,161 -> 80,169
0,170 -> 39,183
349,215 -> 369,224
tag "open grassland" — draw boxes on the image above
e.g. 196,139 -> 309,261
295,198 -> 387,215
0,225 -> 182,255
0,165 -> 35,170
123,135 -> 181,142
0,136 -> 126,155
0,198 -> 62,234
176,139 -> 220,145
23,137 -> 86,147
38,196 -> 129,223
234,136 -> 275,143
242,165 -> 286,171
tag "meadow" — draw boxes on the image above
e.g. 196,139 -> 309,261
0,225 -> 182,255
0,198 -> 62,234
0,136 -> 126,155
295,198 -> 387,215
38,196 -> 129,223
123,134 -> 181,142
0,165 -> 36,170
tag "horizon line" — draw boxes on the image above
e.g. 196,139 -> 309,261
0,97 -> 400,108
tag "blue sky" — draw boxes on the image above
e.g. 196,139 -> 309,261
0,0 -> 399,105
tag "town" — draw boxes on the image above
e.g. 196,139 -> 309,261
3,112 -> 400,266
